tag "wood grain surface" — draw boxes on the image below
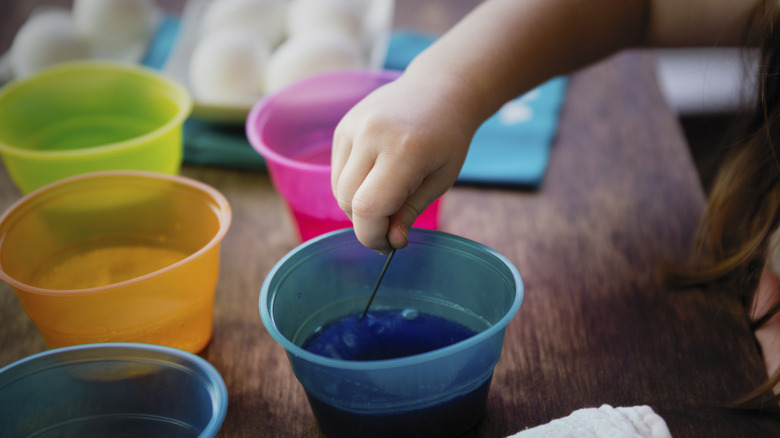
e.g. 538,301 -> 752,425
1,1 -> 779,437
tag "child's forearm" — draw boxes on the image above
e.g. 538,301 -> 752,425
404,0 -> 761,125
331,0 -> 764,252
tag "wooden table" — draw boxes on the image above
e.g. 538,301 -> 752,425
1,1 -> 779,437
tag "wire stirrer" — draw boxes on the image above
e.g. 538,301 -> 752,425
358,248 -> 397,322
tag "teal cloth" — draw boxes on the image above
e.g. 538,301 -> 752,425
183,119 -> 266,170
141,14 -> 180,70
146,22 -> 567,186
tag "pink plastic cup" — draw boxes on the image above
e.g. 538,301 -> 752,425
246,69 -> 441,242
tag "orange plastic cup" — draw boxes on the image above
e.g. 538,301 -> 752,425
0,171 -> 231,353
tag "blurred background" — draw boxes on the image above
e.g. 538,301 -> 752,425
0,0 -> 750,193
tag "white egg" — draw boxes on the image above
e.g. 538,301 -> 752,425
9,8 -> 90,79
287,0 -> 364,44
265,31 -> 364,93
72,0 -> 158,62
189,27 -> 271,105
201,0 -> 287,48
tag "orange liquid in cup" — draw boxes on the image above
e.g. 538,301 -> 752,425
20,241 -> 217,353
31,244 -> 189,290
0,172 -> 230,355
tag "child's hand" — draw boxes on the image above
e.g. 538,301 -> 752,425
331,73 -> 478,252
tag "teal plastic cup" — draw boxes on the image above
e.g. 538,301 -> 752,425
0,343 -> 227,437
259,228 -> 523,438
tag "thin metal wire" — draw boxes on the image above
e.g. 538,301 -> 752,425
358,248 -> 396,321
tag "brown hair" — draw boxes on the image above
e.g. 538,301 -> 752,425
664,0 -> 780,408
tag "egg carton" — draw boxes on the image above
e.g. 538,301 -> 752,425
0,0 -> 395,125
0,2 -> 162,84
164,0 -> 395,123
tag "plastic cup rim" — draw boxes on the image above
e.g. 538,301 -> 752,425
0,60 -> 193,158
0,342 -> 228,438
0,170 -> 232,296
259,228 -> 524,371
245,68 -> 402,174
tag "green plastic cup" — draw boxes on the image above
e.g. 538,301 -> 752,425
0,61 -> 192,193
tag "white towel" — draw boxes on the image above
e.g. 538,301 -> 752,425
508,405 -> 672,438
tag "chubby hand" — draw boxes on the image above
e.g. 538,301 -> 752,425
331,73 -> 477,252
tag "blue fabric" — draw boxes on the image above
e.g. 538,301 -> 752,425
182,118 -> 267,170
386,30 -> 568,187
141,14 -> 181,70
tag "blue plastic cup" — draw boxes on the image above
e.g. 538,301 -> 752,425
260,228 -> 523,438
0,343 -> 227,437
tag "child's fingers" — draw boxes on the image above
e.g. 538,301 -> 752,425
333,146 -> 375,221
330,122 -> 350,194
349,156 -> 426,251
386,175 -> 449,249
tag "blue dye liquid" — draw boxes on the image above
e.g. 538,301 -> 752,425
302,309 -> 477,361
301,309 -> 490,438
305,376 -> 492,438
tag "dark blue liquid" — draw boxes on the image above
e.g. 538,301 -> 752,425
302,309 -> 477,361
301,310 -> 489,437
305,376 -> 491,438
